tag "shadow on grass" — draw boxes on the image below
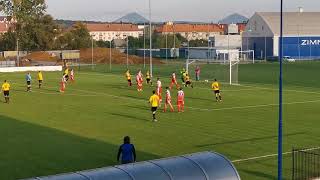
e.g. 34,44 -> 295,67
125,105 -> 149,111
0,115 -> 160,180
187,96 -> 214,102
109,112 -> 150,122
196,131 -> 306,147
239,169 -> 277,180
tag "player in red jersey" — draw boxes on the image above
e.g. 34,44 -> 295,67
163,87 -> 174,112
169,72 -> 179,90
70,69 -> 75,82
156,78 -> 162,105
60,75 -> 67,93
177,88 -> 185,112
136,73 -> 143,92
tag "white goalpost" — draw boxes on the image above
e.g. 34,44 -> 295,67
229,50 -> 255,85
183,49 -> 255,85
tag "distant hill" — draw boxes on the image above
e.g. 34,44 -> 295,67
55,19 -> 104,28
114,12 -> 148,24
218,13 -> 248,24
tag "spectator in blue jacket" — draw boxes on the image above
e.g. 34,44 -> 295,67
117,136 -> 136,164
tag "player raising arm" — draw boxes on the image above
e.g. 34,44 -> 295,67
177,88 -> 185,112
212,79 -> 222,102
2,80 -> 10,103
149,90 -> 160,122
164,87 -> 174,112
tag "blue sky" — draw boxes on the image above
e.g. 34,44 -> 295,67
6,0 -> 320,22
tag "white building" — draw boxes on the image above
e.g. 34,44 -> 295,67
243,12 -> 320,59
86,23 -> 143,42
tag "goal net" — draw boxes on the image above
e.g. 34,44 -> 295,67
183,50 -> 254,85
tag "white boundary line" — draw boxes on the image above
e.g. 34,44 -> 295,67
232,147 -> 320,163
10,82 -> 320,112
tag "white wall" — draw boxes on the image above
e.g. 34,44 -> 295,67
213,35 -> 242,48
90,31 -> 143,41
0,66 -> 62,72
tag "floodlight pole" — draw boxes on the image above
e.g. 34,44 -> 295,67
165,24 -> 168,63
126,36 -> 129,69
278,0 -> 284,179
149,0 -> 153,77
91,35 -> 94,70
186,38 -> 190,72
109,40 -> 112,71
143,22 -> 146,69
228,32 -> 231,85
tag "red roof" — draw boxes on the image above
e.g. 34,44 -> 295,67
86,23 -> 142,32
155,24 -> 225,33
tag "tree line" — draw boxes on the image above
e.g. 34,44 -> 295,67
0,0 -> 209,52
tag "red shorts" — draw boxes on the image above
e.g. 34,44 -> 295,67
177,101 -> 184,105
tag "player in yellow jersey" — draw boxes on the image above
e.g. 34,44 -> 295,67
146,70 -> 152,85
2,80 -> 10,103
149,90 -> 160,122
37,71 -> 43,89
184,74 -> 194,88
125,69 -> 132,86
212,79 -> 222,102
64,68 -> 69,81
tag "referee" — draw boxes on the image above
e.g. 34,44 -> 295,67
149,90 -> 160,122
26,72 -> 32,92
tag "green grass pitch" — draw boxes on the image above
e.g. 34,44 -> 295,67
0,61 -> 320,180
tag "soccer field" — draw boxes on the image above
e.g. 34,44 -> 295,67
1,62 -> 320,180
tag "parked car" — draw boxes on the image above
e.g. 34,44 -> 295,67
283,56 -> 296,62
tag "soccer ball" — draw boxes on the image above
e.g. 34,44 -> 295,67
205,80 -> 209,83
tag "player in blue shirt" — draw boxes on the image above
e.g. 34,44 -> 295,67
26,72 -> 32,92
117,136 -> 136,164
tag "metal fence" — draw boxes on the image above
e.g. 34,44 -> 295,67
292,147 -> 320,180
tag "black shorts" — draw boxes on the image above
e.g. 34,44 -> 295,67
3,91 -> 9,97
214,90 -> 220,94
128,79 -> 132,83
147,78 -> 151,82
39,80 -> 43,84
27,81 -> 31,85
65,75 -> 69,79
151,107 -> 157,112
186,81 -> 191,85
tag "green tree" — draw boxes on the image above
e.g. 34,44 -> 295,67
56,22 -> 91,50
